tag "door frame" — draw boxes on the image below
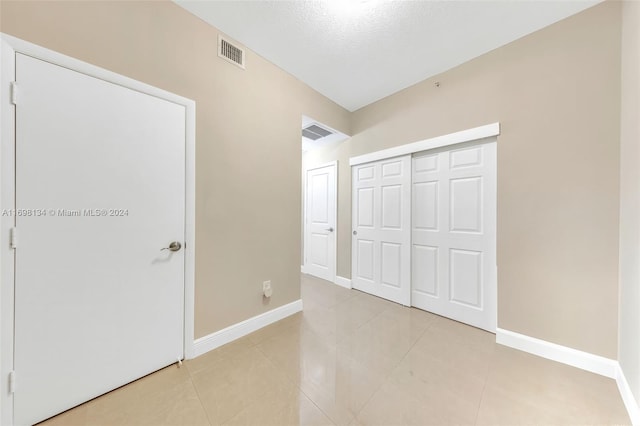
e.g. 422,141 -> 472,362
302,160 -> 338,283
349,123 -> 500,321
0,33 -> 196,425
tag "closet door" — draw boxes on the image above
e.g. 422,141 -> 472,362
411,141 -> 496,331
352,156 -> 411,305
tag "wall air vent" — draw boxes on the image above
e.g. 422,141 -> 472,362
302,124 -> 334,141
218,35 -> 245,69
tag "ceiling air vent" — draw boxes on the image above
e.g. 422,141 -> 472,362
218,35 -> 245,69
302,124 -> 333,141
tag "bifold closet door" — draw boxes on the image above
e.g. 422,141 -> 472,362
352,156 -> 411,305
411,141 -> 497,332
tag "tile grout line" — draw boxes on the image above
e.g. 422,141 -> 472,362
301,286 -> 386,423
473,344 -> 498,426
186,343 -> 272,425
184,368 -> 215,426
253,326 -> 341,425
344,306 -> 438,422
256,343 -> 340,425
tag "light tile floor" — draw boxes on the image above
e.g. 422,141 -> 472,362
41,274 -> 630,426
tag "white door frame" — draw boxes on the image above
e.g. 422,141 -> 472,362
349,123 -> 500,318
0,33 -> 196,425
303,161 -> 338,283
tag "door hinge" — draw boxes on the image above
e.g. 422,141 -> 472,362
10,82 -> 17,105
10,227 -> 18,249
8,371 -> 15,394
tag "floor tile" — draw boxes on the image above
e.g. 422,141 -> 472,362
190,347 -> 291,424
476,345 -> 630,425
186,336 -> 256,376
43,365 -> 210,426
356,380 -> 477,426
36,275 -> 632,426
39,405 -> 89,426
301,274 -> 357,310
296,354 -> 387,426
223,387 -> 334,426
246,312 -> 304,345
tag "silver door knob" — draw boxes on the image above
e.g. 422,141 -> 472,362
353,230 -> 357,235
326,227 -> 334,232
161,242 -> 182,252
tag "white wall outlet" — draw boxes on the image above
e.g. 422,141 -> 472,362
262,280 -> 272,298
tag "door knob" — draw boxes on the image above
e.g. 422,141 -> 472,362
353,230 -> 357,235
326,227 -> 334,232
161,242 -> 182,252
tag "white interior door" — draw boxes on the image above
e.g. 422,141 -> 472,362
304,163 -> 337,282
13,53 -> 186,425
411,140 -> 496,331
352,156 -> 411,305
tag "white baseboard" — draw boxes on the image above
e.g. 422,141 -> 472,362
496,328 -> 617,378
193,299 -> 303,358
496,328 -> 640,425
334,275 -> 352,289
616,363 -> 640,426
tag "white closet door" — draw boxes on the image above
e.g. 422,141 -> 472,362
412,140 -> 496,331
352,156 -> 411,305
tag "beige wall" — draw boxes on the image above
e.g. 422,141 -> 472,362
619,0 -> 640,406
1,0 -> 626,360
0,0 -> 351,339
308,2 -> 622,358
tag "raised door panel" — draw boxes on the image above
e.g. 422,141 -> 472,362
381,242 -> 402,289
414,153 -> 439,174
450,145 -> 483,169
310,173 -> 329,225
449,249 -> 482,308
309,233 -> 329,268
357,165 -> 375,182
357,187 -> 375,228
382,160 -> 403,178
381,185 -> 402,229
412,245 -> 438,296
413,181 -> 438,231
356,239 -> 375,282
450,177 -> 483,233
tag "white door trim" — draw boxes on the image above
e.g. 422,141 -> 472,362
303,160 -> 338,283
0,33 -> 196,425
349,123 -> 500,166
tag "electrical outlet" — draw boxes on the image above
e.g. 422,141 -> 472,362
262,280 -> 272,298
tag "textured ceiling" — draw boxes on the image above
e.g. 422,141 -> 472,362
174,0 -> 602,112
